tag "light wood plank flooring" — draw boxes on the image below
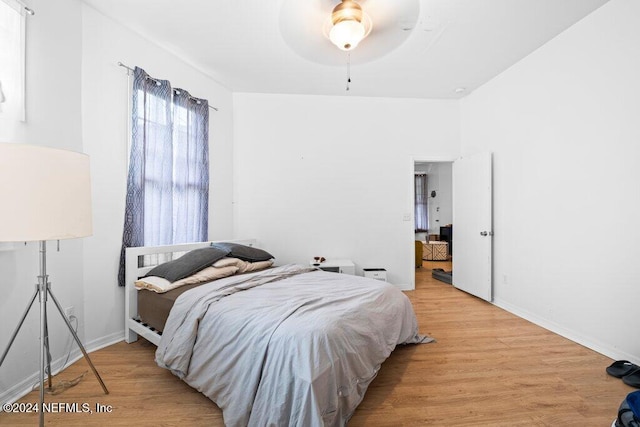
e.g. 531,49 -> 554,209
1,261 -> 632,426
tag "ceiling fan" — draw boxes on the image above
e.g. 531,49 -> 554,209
279,0 -> 421,66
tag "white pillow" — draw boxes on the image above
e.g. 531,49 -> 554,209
213,257 -> 273,274
135,265 -> 239,293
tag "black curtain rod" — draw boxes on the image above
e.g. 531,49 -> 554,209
13,0 -> 35,15
117,62 -> 219,111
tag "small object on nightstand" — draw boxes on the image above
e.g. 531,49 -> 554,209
312,256 -> 326,266
363,268 -> 387,282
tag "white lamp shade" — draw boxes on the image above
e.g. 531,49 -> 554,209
0,143 -> 93,242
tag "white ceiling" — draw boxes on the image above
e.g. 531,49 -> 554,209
82,0 -> 609,99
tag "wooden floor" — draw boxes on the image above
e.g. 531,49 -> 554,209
2,261 -> 632,426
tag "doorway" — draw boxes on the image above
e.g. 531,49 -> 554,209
411,152 -> 493,301
413,160 -> 453,287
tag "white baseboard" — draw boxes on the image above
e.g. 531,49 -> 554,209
493,298 -> 640,366
0,331 -> 124,408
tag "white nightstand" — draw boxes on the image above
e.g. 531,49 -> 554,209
310,259 -> 355,275
363,268 -> 387,282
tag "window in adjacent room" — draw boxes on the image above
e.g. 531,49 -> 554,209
414,173 -> 428,232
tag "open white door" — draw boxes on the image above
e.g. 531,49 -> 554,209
452,152 -> 493,301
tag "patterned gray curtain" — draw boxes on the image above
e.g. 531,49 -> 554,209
171,88 -> 209,243
118,67 -> 177,286
414,173 -> 429,232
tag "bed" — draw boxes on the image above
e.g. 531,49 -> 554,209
124,240 -> 431,426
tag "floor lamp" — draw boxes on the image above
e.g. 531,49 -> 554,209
0,143 -> 109,426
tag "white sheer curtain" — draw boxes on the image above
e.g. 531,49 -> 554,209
0,0 -> 26,121
118,67 -> 209,286
172,88 -> 209,243
414,173 -> 428,232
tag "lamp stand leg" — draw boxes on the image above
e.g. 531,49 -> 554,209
43,296 -> 53,391
46,286 -> 109,395
0,284 -> 53,427
38,276 -> 46,427
0,288 -> 38,367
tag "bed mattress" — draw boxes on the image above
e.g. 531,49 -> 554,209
137,283 -> 202,332
137,266 -> 275,332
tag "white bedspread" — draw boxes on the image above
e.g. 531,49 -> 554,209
156,264 -> 430,426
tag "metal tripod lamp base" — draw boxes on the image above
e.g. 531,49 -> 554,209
0,241 -> 109,427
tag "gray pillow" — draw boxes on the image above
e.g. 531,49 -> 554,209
210,242 -> 274,262
144,247 -> 230,282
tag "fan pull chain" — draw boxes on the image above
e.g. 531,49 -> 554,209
346,53 -> 351,92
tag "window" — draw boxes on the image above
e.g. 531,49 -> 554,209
414,173 -> 428,232
118,67 -> 209,286
0,0 -> 26,121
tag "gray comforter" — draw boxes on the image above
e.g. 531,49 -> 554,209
156,264 -> 430,426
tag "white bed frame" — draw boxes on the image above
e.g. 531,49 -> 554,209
124,239 -> 258,345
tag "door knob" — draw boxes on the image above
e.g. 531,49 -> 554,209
480,231 -> 488,236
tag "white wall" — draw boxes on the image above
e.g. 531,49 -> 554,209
460,0 -> 640,362
233,93 -> 459,289
0,0 -> 236,404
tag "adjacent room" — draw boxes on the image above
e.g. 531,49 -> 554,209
1,0 -> 639,425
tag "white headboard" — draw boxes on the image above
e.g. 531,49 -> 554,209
124,239 -> 257,345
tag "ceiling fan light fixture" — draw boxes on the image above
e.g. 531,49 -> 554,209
330,20 -> 365,51
327,0 -> 372,51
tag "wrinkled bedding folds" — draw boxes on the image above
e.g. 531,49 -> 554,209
156,264 -> 431,427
